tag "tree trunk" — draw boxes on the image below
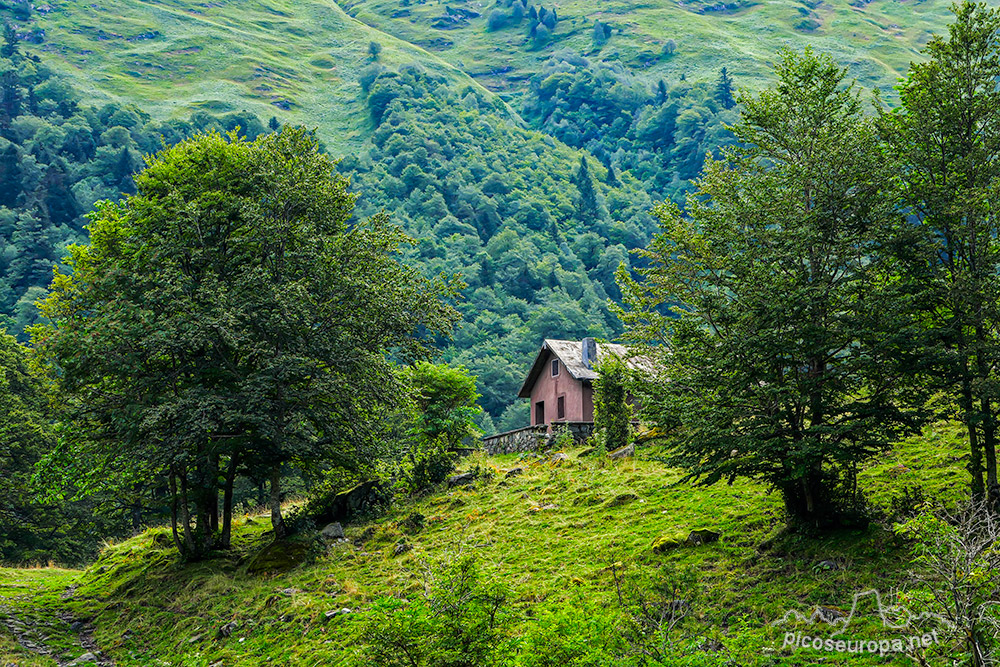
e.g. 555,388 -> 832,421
210,461 -> 220,534
270,464 -> 287,539
220,456 -> 239,549
178,471 -> 196,557
978,391 -> 999,509
169,470 -> 183,555
961,367 -> 986,499
130,502 -> 142,533
196,489 -> 214,555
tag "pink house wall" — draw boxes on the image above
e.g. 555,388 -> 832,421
528,352 -> 594,427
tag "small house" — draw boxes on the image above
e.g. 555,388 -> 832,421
482,337 -> 643,454
517,337 -> 627,427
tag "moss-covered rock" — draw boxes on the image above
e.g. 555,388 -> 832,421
606,492 -> 639,508
246,539 -> 310,575
651,535 -> 685,553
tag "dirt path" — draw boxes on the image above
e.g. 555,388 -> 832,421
0,570 -> 114,667
0,605 -> 115,666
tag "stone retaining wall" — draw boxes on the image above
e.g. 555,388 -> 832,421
482,425 -> 549,455
482,421 -> 595,455
550,421 -> 595,445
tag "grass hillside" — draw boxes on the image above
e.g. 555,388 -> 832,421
0,423 -> 970,666
344,0 -> 984,98
16,0 -> 507,153
10,0 -> 999,154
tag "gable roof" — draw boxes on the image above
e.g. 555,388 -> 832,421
517,339 -> 633,398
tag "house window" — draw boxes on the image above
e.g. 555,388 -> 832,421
535,401 -> 545,425
551,359 -> 559,377
557,395 -> 565,420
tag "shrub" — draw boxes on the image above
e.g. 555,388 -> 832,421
356,554 -> 513,667
551,424 -> 574,450
487,10 -> 508,31
594,355 -> 632,453
407,437 -> 458,493
897,499 -> 1000,665
516,601 -> 624,666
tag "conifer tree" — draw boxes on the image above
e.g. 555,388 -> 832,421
0,140 -> 21,208
715,67 -> 736,109
656,79 -> 668,105
573,155 -> 600,221
8,209 -> 55,293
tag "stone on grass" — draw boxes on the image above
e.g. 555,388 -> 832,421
686,529 -> 721,546
312,479 -> 387,526
448,471 -> 477,487
651,535 -> 684,553
393,541 -> 412,557
605,492 -> 638,508
504,467 -> 524,478
321,522 -> 345,540
246,539 -> 309,574
216,621 -> 239,639
550,453 -> 571,465
66,654 -> 98,667
609,444 -> 634,459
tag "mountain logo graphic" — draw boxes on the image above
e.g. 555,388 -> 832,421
770,589 -> 954,656
771,589 -> 955,636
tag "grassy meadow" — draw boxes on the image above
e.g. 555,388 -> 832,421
0,422 -> 971,666
12,0 -> 1000,154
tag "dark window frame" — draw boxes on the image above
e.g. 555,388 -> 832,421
551,359 -> 560,377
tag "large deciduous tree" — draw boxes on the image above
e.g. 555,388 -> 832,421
617,49 -> 925,527
32,127 -> 461,559
879,1 -> 1000,507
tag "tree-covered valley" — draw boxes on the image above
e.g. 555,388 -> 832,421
2,0 -> 1000,666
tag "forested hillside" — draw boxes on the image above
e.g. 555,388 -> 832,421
0,0 -> 990,426
0,26 -> 276,337
342,64 -> 659,428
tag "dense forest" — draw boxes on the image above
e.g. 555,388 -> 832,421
342,63 -> 654,428
0,27 -> 745,429
340,55 -> 742,427
521,53 -> 739,204
0,27 -> 277,337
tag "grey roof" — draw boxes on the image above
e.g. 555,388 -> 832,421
517,339 -> 640,398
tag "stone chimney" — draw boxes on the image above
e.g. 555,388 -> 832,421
582,337 -> 597,369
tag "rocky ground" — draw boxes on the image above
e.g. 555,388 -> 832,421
0,571 -> 112,667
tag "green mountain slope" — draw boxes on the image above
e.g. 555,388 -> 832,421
343,0 -> 975,99
14,0 -> 999,150
19,0 -> 508,153
2,0 -> 991,427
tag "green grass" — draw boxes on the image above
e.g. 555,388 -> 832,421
334,0 -> 984,104
0,422 -> 973,665
14,0 -> 997,157
19,0 -> 507,154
